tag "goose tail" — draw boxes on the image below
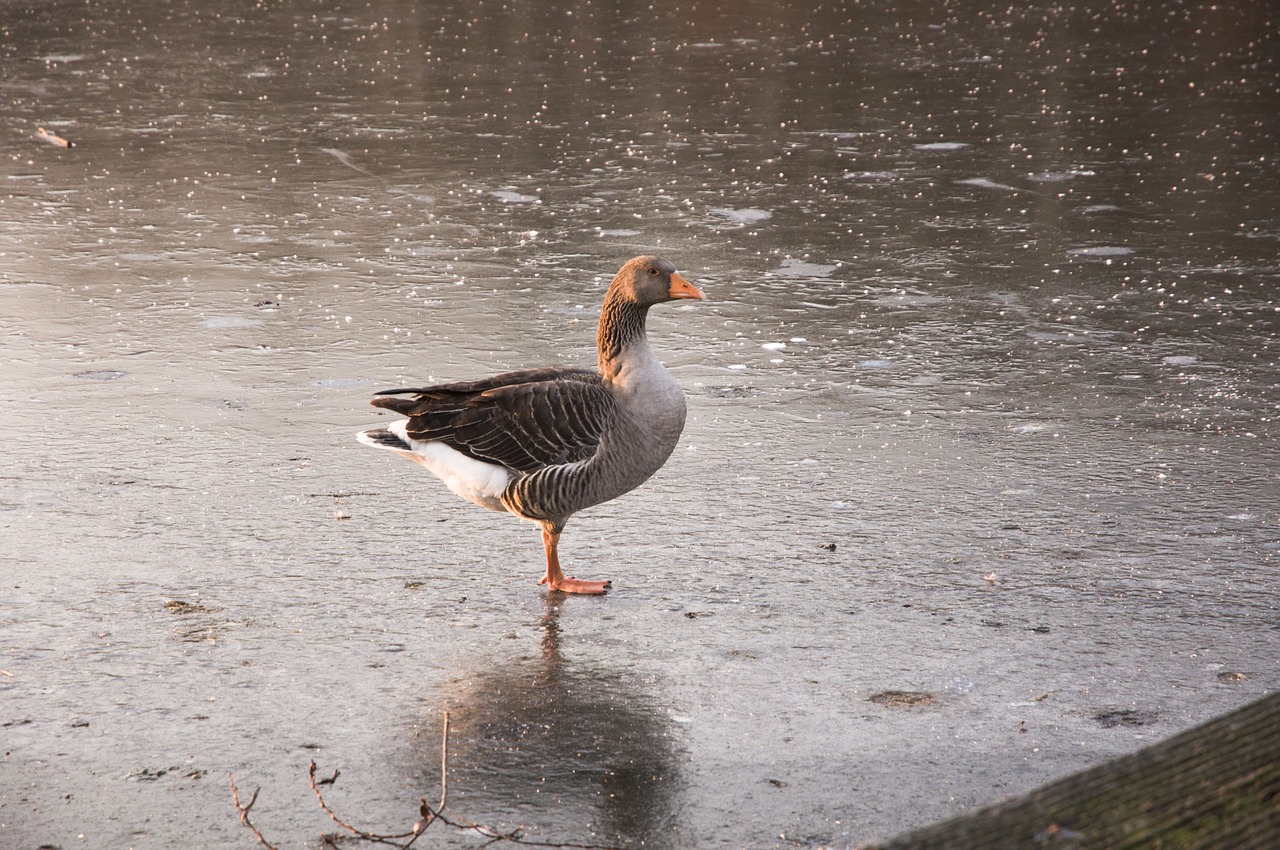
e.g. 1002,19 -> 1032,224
356,426 -> 412,452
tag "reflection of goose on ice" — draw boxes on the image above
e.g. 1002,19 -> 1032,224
416,598 -> 684,847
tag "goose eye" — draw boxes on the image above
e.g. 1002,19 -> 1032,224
647,267 -> 659,275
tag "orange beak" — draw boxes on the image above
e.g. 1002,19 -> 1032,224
667,272 -> 705,300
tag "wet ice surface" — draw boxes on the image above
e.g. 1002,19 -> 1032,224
2,0 -> 1279,848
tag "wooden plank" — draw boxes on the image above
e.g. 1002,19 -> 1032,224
864,692 -> 1280,850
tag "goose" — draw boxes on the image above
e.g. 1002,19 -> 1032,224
357,256 -> 704,594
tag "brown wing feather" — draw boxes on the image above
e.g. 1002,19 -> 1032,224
371,367 -> 592,407
369,368 -> 614,473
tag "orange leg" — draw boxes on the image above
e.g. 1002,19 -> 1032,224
537,525 -> 611,595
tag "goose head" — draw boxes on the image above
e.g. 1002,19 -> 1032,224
610,255 -> 704,306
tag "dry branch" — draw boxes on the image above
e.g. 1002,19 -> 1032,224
231,710 -> 623,850
309,759 -> 416,845
229,773 -> 279,850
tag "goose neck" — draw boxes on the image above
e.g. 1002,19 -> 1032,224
597,294 -> 649,381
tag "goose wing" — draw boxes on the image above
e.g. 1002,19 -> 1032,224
370,368 -> 615,473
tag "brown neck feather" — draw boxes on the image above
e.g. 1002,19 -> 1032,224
597,289 -> 649,380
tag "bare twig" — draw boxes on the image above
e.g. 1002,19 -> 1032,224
439,710 -> 450,812
309,760 -> 416,845
401,711 -> 452,848
233,709 -> 626,850
229,772 -> 279,850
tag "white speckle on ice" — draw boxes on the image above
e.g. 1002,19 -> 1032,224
202,317 -> 262,329
859,359 -> 893,369
491,190 -> 539,204
727,364 -> 748,371
957,177 -> 1019,191
1028,169 -> 1096,182
73,369 -> 127,381
774,258 -> 837,277
711,207 -> 773,223
761,342 -> 786,351
916,142 -> 970,151
1069,246 -> 1134,257
1162,355 -> 1199,366
790,337 -> 807,343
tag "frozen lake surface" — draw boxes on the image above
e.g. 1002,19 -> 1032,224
2,1 -> 1278,848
